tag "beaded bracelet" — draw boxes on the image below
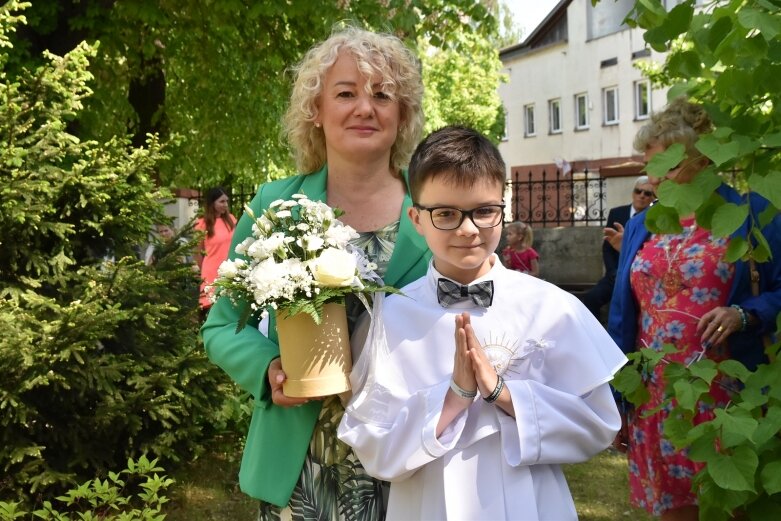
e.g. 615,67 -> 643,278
483,375 -> 505,403
450,379 -> 477,399
731,304 -> 748,332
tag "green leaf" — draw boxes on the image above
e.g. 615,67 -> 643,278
656,168 -> 722,217
737,382 -> 770,410
672,378 -> 710,411
612,360 -> 651,406
688,426 -> 719,460
751,227 -> 772,263
662,416 -> 694,449
761,131 -> 781,147
758,204 -> 779,229
688,359 -> 718,384
712,126 -> 735,140
668,49 -> 702,78
714,68 -> 755,104
760,460 -> 781,495
707,15 -> 734,52
738,8 -> 781,41
645,143 -> 686,178
697,134 -> 740,166
724,236 -> 749,263
748,171 -> 781,210
611,364 -> 643,394
667,81 -> 695,100
753,405 -> 781,446
663,362 -> 689,384
713,408 -> 757,447
718,359 -> 751,381
695,192 -> 727,230
732,134 -> 762,156
711,203 -> 749,238
645,204 -> 682,234
706,446 -> 758,492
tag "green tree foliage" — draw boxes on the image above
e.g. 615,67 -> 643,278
5,0 -> 502,189
0,1 -> 228,503
611,1 -> 781,518
421,29 -> 506,141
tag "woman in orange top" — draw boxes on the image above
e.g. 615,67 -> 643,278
195,187 -> 236,312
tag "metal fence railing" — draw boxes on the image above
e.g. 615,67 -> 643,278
191,174 -> 608,229
506,168 -> 606,227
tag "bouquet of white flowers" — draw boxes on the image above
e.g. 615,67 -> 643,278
211,193 -> 397,330
210,194 -> 397,397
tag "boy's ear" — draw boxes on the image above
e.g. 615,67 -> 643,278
407,206 -> 425,236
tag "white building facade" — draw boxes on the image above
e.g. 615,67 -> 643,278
498,0 -> 673,213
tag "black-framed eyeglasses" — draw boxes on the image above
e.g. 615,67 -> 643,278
413,203 -> 505,230
633,188 -> 654,197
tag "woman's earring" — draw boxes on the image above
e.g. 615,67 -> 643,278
314,122 -> 321,128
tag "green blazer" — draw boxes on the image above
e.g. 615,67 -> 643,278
201,166 -> 431,506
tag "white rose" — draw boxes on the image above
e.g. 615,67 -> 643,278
310,248 -> 357,287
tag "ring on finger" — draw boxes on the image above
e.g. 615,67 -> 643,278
717,325 -> 724,332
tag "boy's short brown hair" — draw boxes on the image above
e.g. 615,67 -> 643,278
408,125 -> 506,202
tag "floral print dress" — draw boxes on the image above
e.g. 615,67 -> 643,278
259,221 -> 399,521
627,218 -> 734,516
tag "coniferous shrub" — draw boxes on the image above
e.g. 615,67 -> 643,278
0,1 -> 232,504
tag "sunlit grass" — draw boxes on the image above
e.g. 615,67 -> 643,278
564,450 -> 653,521
165,448 -> 256,521
165,446 -> 653,520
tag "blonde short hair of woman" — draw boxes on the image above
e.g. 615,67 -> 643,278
282,25 -> 424,174
633,96 -> 712,158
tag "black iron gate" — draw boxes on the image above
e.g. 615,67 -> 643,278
507,168 -> 606,227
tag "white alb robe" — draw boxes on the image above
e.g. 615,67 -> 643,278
338,257 -> 627,520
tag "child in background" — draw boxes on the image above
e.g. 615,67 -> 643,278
338,126 -> 626,520
502,221 -> 539,276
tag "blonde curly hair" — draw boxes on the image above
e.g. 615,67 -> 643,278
282,26 -> 424,175
633,96 -> 712,158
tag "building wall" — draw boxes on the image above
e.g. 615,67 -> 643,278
535,226 -> 605,284
498,0 -> 668,178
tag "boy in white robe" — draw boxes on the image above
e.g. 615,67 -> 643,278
337,126 -> 627,520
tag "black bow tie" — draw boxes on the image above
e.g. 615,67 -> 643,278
436,278 -> 494,308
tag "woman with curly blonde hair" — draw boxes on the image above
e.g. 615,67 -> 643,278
202,25 -> 431,520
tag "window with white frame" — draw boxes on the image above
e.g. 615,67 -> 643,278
524,104 -> 536,137
635,80 -> 651,120
548,98 -> 562,134
603,86 -> 619,125
574,93 -> 589,130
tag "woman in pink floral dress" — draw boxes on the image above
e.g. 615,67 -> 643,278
628,217 -> 733,516
609,98 -> 781,521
